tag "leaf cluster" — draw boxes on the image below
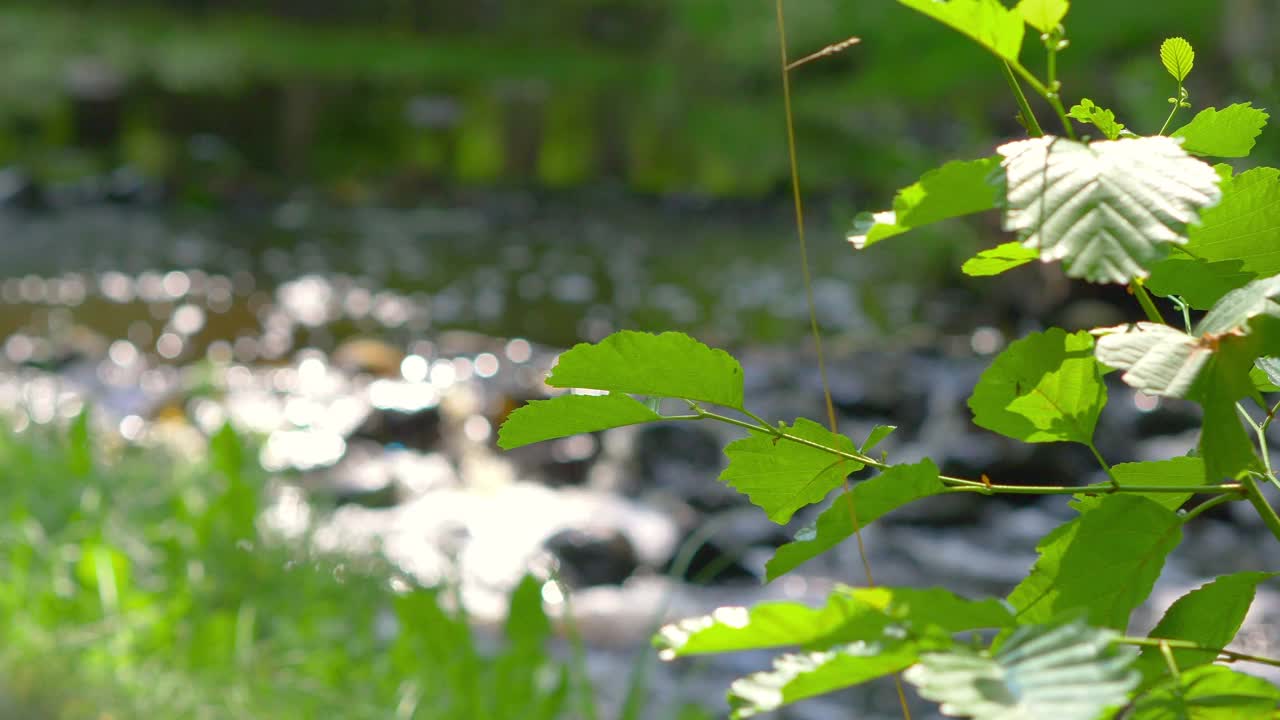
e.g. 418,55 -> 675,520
499,1 -> 1280,718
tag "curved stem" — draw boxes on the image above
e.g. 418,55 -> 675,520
1179,492 -> 1236,523
1002,61 -> 1044,137
1116,636 -> 1280,669
1158,81 -> 1184,135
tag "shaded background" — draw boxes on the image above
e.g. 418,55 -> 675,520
1,2 -> 1277,719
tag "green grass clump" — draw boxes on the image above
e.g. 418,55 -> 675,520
0,414 -> 569,719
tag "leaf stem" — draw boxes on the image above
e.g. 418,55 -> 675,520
946,482 -> 1244,496
1116,636 -> 1280,669
1130,280 -> 1165,324
687,404 -> 1246,497
1158,80 -> 1184,135
1179,492 -> 1235,523
1001,61 -> 1044,137
1086,441 -> 1117,486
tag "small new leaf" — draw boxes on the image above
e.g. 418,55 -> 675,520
497,394 -> 662,450
1160,37 -> 1195,83
905,619 -> 1138,720
1172,103 -> 1270,158
997,136 -> 1222,283
968,329 -> 1106,445
1066,98 -> 1127,140
961,241 -> 1039,276
720,418 -> 862,524
849,157 -> 1001,249
547,330 -> 744,409
1016,0 -> 1068,34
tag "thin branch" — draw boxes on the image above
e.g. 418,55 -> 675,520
1117,636 -> 1280,669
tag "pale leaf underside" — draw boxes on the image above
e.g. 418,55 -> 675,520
998,136 -> 1222,284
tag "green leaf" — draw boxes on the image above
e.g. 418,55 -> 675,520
1105,457 -> 1207,511
1160,37 -> 1195,82
1067,98 -> 1127,140
905,619 -> 1139,720
895,0 -> 1025,62
546,330 -> 744,409
1173,103 -> 1270,158
728,638 -> 921,718
996,136 -> 1222,283
656,586 -> 1014,661
1256,356 -> 1280,389
504,573 -> 552,654
497,393 -> 663,450
656,592 -> 889,659
1201,391 -> 1258,482
849,157 -> 1001,249
720,419 -> 862,524
860,424 -> 896,453
1147,168 -> 1280,308
1016,0 -> 1068,34
878,587 -> 1017,633
765,461 -> 945,581
1008,495 -> 1182,628
967,329 -> 1106,444
961,241 -> 1040,276
1133,572 -> 1276,685
1132,665 -> 1280,720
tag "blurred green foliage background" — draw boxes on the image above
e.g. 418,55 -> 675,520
0,0 -> 1273,201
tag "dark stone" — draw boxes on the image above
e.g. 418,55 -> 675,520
351,404 -> 442,451
545,528 -> 638,587
0,167 -> 46,211
634,424 -> 736,512
664,539 -> 759,585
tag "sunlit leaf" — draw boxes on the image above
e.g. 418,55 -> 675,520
1016,0 -> 1068,34
905,619 -> 1138,720
849,157 -> 1001,249
1147,167 -> 1280,308
497,394 -> 662,450
656,586 -> 1013,662
1008,495 -> 1181,628
728,637 -> 921,718
656,592 -> 889,659
1133,572 -> 1276,685
547,330 -> 744,409
1098,456 -> 1206,511
996,135 -> 1221,283
1067,98 -> 1127,140
1160,37 -> 1195,82
961,241 -> 1039,276
895,0 -> 1025,62
721,418 -> 862,524
1173,103 -> 1270,158
1092,322 -> 1211,398
765,461 -> 944,581
968,329 -> 1105,444
1131,665 -> 1280,720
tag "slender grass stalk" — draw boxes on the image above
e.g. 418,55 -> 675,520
773,3 -> 912,717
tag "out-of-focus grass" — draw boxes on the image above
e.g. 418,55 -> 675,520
0,413 -> 569,719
